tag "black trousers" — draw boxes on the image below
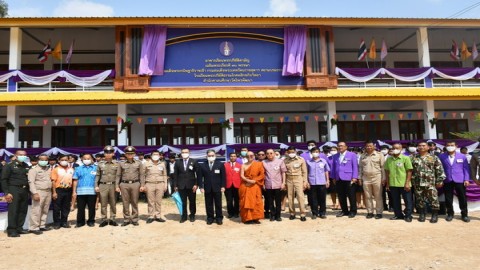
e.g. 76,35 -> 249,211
309,185 -> 327,216
444,182 -> 468,216
7,185 -> 29,234
224,186 -> 239,216
53,188 -> 72,225
265,188 -> 282,219
178,188 -> 196,219
390,187 -> 413,218
336,180 -> 357,214
205,191 -> 223,222
382,185 -> 393,209
263,189 -> 270,214
76,194 -> 96,225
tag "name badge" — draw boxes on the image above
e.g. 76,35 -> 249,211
294,164 -> 300,168
158,166 -> 164,170
457,159 -> 463,163
234,168 -> 240,172
319,163 -> 325,168
90,171 -> 97,175
274,166 -> 280,170
342,160 -> 348,164
189,165 -> 193,170
396,162 -> 403,167
214,169 -> 220,174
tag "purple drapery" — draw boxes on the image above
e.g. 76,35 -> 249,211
282,26 -> 306,76
138,25 -> 167,76
11,70 -> 115,83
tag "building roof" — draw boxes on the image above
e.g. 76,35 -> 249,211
0,87 -> 479,106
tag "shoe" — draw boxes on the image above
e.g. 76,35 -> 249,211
146,218 -> 154,224
155,218 -> 166,223
300,216 -> 307,222
206,220 -> 213,225
189,216 -> 195,222
348,213 -> 356,218
121,222 -> 131,226
375,214 -> 383,220
270,216 -> 275,222
446,215 -> 453,222
430,210 -> 438,223
388,207 -> 394,212
319,215 -> 327,219
7,232 -> 20,238
244,221 -> 253,225
61,223 -> 71,229
336,212 -> 347,217
40,227 -> 52,232
53,224 -> 61,230
366,213 -> 374,219
276,217 -> 282,222
264,213 -> 270,219
99,220 -> 109,227
252,220 -> 261,224
404,216 -> 413,223
216,220 -> 223,225
29,230 -> 43,235
180,218 -> 187,223
18,230 -> 30,234
132,222 -> 139,226
75,224 -> 85,228
109,220 -> 118,226
311,215 -> 317,220
418,208 -> 426,222
289,215 -> 296,220
87,222 -> 95,227
390,216 -> 404,220
462,216 -> 471,223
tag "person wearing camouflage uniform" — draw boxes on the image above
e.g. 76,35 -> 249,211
411,141 -> 446,223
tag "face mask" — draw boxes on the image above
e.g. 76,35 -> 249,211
312,152 -> 320,158
307,145 -> 315,150
380,149 -> 388,155
181,153 -> 189,159
83,159 -> 92,165
446,146 -> 456,152
392,149 -> 401,155
38,160 -> 48,167
288,153 -> 296,158
275,154 -> 280,159
60,161 -> 69,167
16,155 -> 27,163
330,151 -> 338,155
408,147 -> 416,153
240,151 -> 247,157
207,156 -> 216,162
151,155 -> 160,161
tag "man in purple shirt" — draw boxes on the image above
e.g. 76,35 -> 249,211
439,141 -> 471,222
331,141 -> 359,218
263,149 -> 287,222
306,147 -> 330,219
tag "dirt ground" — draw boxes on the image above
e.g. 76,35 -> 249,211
1,195 -> 479,270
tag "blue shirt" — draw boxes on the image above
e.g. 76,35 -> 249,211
306,158 -> 330,185
73,164 -> 97,195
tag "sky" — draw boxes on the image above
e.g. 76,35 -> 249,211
5,0 -> 480,18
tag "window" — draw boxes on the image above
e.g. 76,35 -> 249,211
436,120 -> 468,139
52,126 -> 120,147
145,124 -> 223,145
318,122 -> 328,142
19,127 -> 43,148
338,121 -> 391,141
399,120 -> 424,140
234,122 -> 306,144
0,127 -> 5,148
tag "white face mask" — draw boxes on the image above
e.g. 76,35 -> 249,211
392,149 -> 401,155
312,152 -> 320,158
207,156 -> 216,162
408,147 -> 417,153
60,161 -> 69,167
288,153 -> 296,158
330,151 -> 338,155
446,146 -> 456,152
181,153 -> 189,159
380,149 -> 388,155
275,154 -> 281,159
151,155 -> 160,161
83,159 -> 92,165
307,145 -> 315,150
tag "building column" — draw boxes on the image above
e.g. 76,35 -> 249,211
6,105 -> 19,148
8,27 -> 22,92
390,119 -> 400,140
416,27 -> 432,87
326,101 -> 338,141
423,100 -> 437,139
224,102 -> 234,144
117,104 -> 128,146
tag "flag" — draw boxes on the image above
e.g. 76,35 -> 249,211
472,40 -> 478,60
37,41 -> 52,63
52,41 -> 62,60
461,40 -> 471,61
368,38 -> 376,60
450,40 -> 460,60
380,39 -> 388,61
65,40 -> 75,64
357,39 -> 367,61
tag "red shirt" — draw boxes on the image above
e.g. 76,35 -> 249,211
224,161 -> 242,188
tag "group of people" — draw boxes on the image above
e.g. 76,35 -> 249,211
1,140 -> 479,238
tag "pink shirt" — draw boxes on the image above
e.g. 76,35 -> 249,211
262,159 -> 287,189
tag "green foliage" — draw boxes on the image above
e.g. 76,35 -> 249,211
0,1 -> 8,18
451,116 -> 480,141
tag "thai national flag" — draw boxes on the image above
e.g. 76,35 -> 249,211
450,40 -> 460,61
37,41 -> 52,63
357,39 -> 367,61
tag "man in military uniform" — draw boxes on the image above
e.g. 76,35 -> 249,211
141,150 -> 167,223
115,146 -> 144,226
411,141 -> 446,223
1,149 -> 31,237
284,146 -> 309,222
95,146 -> 119,227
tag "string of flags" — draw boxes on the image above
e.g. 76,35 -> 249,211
17,112 -> 480,126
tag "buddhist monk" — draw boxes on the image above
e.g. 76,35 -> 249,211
239,151 -> 265,224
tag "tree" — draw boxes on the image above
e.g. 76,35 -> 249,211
451,116 -> 480,141
0,0 -> 7,18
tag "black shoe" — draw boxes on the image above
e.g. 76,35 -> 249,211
180,218 -> 187,223
61,223 -> 71,229
446,215 -> 453,222
336,212 -> 347,217
75,224 -> 85,228
155,218 -> 166,223
311,215 -> 317,220
53,224 -> 61,230
146,218 -> 154,224
206,220 -> 213,225
216,220 -> 223,225
132,222 -> 139,226
366,213 -> 374,219
388,207 -> 394,212
109,220 -> 118,226
418,209 -> 426,222
252,220 -> 261,224
270,216 -> 275,221
121,222 -> 131,226
375,214 -> 383,220
348,213 -> 356,218
462,216 -> 471,223
276,217 -> 282,222
404,216 -> 413,222
87,222 -> 95,227
300,216 -> 307,222
189,216 -> 195,222
17,230 -> 30,234
99,220 -> 109,227
29,230 -> 43,235
319,215 -> 327,219
40,227 -> 52,232
430,211 -> 438,223
264,213 -> 270,219
245,220 -> 253,224
7,232 -> 20,237
390,216 -> 404,220
289,215 -> 296,220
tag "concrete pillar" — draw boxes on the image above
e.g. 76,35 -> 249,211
423,100 -> 437,139
117,104 -> 128,146
8,27 -> 22,92
6,105 -> 19,148
326,101 -> 338,141
390,119 -> 400,140
224,102 -> 234,144
416,27 -> 432,88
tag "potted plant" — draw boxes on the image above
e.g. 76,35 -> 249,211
429,118 -> 438,129
119,119 -> 132,133
220,119 -> 232,130
330,118 -> 338,129
4,121 -> 15,132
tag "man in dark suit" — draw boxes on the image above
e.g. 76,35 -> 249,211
173,148 -> 199,223
198,149 -> 226,225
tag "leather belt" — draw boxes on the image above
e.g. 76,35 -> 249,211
146,181 -> 165,184
100,182 -> 115,185
11,185 -> 28,189
121,180 -> 139,184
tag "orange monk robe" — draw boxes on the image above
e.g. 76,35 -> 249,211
239,161 -> 265,223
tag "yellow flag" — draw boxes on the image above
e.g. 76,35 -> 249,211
369,38 -> 376,60
461,40 -> 472,61
52,41 -> 62,60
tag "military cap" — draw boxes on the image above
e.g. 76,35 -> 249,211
103,145 -> 115,153
124,146 -> 136,154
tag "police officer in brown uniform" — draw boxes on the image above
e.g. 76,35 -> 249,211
95,146 -> 118,227
141,150 -> 167,223
284,146 -> 309,221
28,154 -> 52,234
115,146 -> 144,226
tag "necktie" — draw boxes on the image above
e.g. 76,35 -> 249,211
209,163 -> 213,170
231,162 -> 234,168
184,160 -> 187,170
